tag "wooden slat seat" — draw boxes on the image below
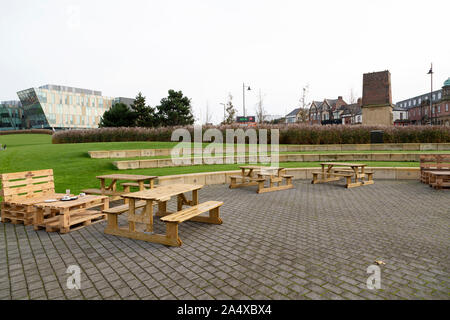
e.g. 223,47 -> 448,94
161,201 -> 223,223
102,201 -> 147,215
121,182 -> 153,188
1,169 -> 61,225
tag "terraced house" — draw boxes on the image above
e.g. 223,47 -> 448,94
396,78 -> 450,126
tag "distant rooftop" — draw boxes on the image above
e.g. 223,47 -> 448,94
38,84 -> 102,96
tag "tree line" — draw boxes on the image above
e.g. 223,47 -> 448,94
99,90 -> 195,128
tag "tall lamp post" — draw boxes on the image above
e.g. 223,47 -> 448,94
242,83 -> 251,117
427,63 -> 433,125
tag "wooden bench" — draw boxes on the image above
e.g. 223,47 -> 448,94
420,155 -> 450,184
160,201 -> 223,246
1,169 -> 67,225
102,200 -> 147,215
81,187 -> 131,200
229,175 -> 265,189
121,181 -> 155,189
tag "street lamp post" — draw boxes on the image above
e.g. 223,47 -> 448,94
242,83 -> 251,117
427,63 -> 433,125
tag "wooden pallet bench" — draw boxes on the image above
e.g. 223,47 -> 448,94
420,155 -> 450,184
428,171 -> 450,190
34,195 -> 109,234
0,169 -> 67,225
37,209 -> 106,233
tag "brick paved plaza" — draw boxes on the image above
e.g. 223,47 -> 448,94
0,180 -> 448,300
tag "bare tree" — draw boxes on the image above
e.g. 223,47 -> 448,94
296,85 -> 310,123
255,89 -> 266,123
348,88 -> 357,104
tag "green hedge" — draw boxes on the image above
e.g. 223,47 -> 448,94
0,129 -> 53,136
52,125 -> 450,145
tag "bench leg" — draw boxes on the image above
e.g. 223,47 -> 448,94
257,180 -> 265,193
311,173 -> 317,184
286,177 -> 292,186
165,222 -> 182,247
229,177 -> 237,188
106,213 -> 118,230
188,207 -> 223,225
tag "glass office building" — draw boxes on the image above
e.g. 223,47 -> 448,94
15,84 -> 115,130
0,100 -> 23,130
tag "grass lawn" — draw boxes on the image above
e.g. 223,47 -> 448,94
0,134 -> 424,195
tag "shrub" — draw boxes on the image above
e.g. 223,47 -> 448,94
0,129 -> 53,136
51,125 -> 450,144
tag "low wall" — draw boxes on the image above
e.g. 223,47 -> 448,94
155,167 -> 420,186
112,153 -> 427,170
88,143 -> 450,158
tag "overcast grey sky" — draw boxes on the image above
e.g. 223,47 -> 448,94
1,0 -> 449,124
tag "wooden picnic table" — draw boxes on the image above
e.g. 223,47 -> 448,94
229,166 -> 293,193
83,174 -> 157,201
427,171 -> 450,189
104,183 -> 224,246
34,195 -> 109,233
311,162 -> 374,188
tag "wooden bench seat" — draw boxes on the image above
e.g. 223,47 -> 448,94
121,182 -> 154,189
103,200 -> 147,215
159,201 -> 223,246
161,201 -> 223,223
1,169 -> 62,225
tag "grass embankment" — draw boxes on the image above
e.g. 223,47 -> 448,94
0,134 -> 434,195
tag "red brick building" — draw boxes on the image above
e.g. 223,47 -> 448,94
396,77 -> 450,126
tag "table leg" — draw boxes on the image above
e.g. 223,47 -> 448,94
192,190 -> 199,205
360,166 -> 365,182
59,208 -> 70,233
139,181 -> 144,191
177,194 -> 183,211
100,178 -> 106,194
145,200 -> 153,232
128,198 -> 136,232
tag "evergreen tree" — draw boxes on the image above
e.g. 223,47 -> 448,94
99,103 -> 136,127
223,93 -> 236,124
130,92 -> 158,127
156,90 -> 194,126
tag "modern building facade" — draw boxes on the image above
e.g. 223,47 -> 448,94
0,100 -> 23,130
14,84 -> 117,130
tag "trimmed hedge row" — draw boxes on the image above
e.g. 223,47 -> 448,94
51,125 -> 450,145
0,129 -> 53,136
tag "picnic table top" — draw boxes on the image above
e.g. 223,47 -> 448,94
320,162 -> 367,167
428,171 -> 450,175
33,195 -> 108,209
95,174 -> 158,181
122,183 -> 203,201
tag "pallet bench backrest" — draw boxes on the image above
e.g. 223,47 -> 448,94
0,169 -> 55,202
420,155 -> 450,170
